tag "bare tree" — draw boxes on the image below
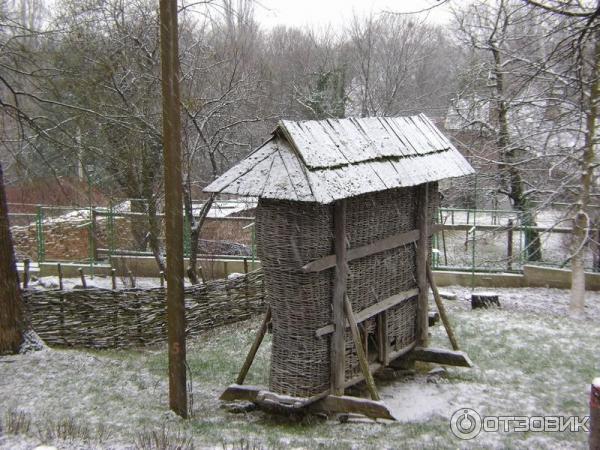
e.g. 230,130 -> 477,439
0,162 -> 24,354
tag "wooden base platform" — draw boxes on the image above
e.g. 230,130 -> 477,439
221,346 -> 472,421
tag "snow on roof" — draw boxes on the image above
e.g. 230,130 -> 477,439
205,114 -> 474,204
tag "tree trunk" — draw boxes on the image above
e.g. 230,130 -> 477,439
0,163 -> 24,354
491,42 -> 542,263
570,30 -> 600,314
183,188 -> 214,284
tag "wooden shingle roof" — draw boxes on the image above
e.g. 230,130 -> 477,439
204,114 -> 474,204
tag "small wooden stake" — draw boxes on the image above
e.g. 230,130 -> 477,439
243,258 -> 248,274
160,271 -> 165,288
78,267 -> 87,289
426,263 -> 460,351
344,295 -> 380,401
57,263 -> 64,290
23,258 -> 30,289
590,378 -> 600,450
235,307 -> 272,385
111,268 -> 117,290
128,270 -> 135,288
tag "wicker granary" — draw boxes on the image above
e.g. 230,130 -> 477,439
206,114 -> 474,405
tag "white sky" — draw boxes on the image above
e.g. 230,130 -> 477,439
253,0 -> 453,30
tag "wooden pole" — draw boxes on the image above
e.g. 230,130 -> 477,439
426,263 -> 460,351
111,268 -> 117,290
78,268 -> 87,289
416,184 -> 430,347
377,312 -> 389,366
159,0 -> 187,418
57,263 -> 64,290
507,219 -> 514,271
344,296 -> 380,401
23,258 -> 30,289
591,378 -> 600,450
235,306 -> 271,385
331,199 -> 348,396
0,162 -> 24,354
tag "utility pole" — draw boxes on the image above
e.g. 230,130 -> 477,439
159,0 -> 187,418
0,163 -> 24,354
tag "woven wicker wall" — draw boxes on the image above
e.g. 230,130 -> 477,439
22,271 -> 265,349
256,183 -> 438,398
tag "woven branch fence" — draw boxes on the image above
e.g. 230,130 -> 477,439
22,270 -> 265,349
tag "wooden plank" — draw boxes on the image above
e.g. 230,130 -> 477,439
344,295 -> 380,401
219,384 -> 261,402
235,307 -> 271,385
310,395 -> 396,420
204,139 -> 278,193
260,151 -> 298,201
331,200 -> 347,396
316,288 -> 419,337
411,347 -> 473,368
280,120 -> 347,169
416,184 -> 429,347
303,229 -> 420,273
277,141 -> 315,201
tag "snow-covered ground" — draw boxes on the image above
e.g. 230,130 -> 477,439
1,287 -> 598,449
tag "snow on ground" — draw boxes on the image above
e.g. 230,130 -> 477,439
1,286 -> 598,449
31,276 -> 193,290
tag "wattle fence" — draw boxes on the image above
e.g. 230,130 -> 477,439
22,270 -> 265,349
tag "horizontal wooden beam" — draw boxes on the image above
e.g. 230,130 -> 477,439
310,395 -> 396,420
410,347 -> 473,367
315,288 -> 419,337
302,229 -> 420,273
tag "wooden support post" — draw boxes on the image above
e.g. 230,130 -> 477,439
236,307 -> 271,385
22,258 -> 30,289
160,0 -> 187,418
331,199 -> 348,396
243,257 -> 248,274
57,263 -> 64,290
377,312 -> 389,366
344,296 -> 380,401
507,219 -> 514,271
591,378 -> 600,450
416,184 -> 430,347
111,268 -> 117,290
199,266 -> 205,284
78,268 -> 87,289
426,263 -> 460,351
160,271 -> 165,288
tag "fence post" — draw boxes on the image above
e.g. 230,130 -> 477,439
78,268 -> 87,289
23,258 -> 30,289
35,205 -> 45,263
591,378 -> 600,450
57,263 -> 64,290
507,219 -> 514,271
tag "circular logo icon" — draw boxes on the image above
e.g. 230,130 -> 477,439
450,408 -> 482,440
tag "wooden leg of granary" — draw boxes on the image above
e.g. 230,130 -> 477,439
416,183 -> 430,348
331,199 -> 348,396
344,295 -> 380,401
426,263 -> 460,351
237,306 -> 272,385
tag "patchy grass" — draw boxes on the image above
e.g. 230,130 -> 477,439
0,288 -> 598,449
